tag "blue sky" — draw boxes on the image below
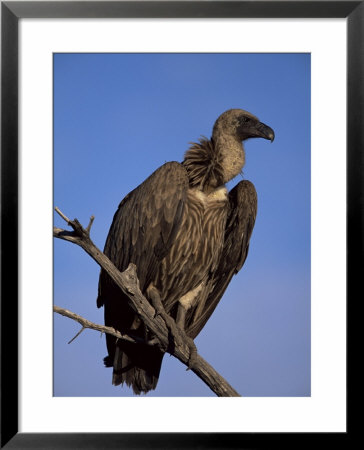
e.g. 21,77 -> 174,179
53,53 -> 310,397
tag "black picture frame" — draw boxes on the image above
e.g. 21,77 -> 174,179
1,1 -> 360,448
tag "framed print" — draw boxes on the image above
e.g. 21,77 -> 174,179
1,1 -> 361,448
51,51 -> 310,399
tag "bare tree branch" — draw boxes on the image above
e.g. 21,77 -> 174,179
54,305 -> 145,345
54,208 -> 241,397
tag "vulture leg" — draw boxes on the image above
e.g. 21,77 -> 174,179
175,304 -> 198,369
147,284 -> 197,369
175,285 -> 204,369
176,305 -> 187,330
176,282 -> 204,330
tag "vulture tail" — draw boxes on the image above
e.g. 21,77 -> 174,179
105,340 -> 164,395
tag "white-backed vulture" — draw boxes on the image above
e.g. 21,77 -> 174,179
97,109 -> 275,394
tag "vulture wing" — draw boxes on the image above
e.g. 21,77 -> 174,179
96,162 -> 189,394
97,161 -> 189,306
186,180 -> 258,339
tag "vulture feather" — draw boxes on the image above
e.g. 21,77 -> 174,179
97,109 -> 274,394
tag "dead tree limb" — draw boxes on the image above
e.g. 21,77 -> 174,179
53,305 -> 149,345
53,207 -> 241,397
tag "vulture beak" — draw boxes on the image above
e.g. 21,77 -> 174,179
254,121 -> 275,143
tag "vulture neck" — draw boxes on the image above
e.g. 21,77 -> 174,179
183,135 -> 245,193
214,135 -> 245,184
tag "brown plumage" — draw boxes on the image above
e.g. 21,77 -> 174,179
97,109 -> 274,394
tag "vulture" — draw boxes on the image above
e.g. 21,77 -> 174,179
97,109 -> 274,394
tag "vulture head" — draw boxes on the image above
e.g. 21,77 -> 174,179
212,108 -> 275,144
210,109 -> 275,184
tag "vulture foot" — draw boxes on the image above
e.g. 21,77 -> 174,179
147,284 -> 184,349
147,284 -> 198,367
185,335 -> 198,370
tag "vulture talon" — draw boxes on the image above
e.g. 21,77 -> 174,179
185,336 -> 198,370
147,284 -> 184,349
